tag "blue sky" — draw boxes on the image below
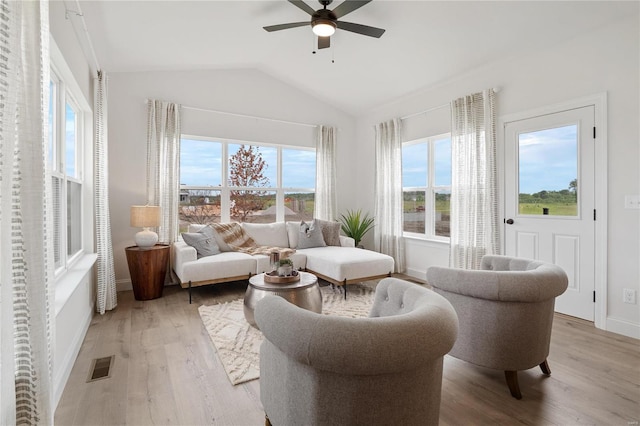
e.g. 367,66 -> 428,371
180,139 -> 315,188
401,128 -> 576,195
180,139 -> 223,186
518,125 -> 577,194
402,137 -> 451,187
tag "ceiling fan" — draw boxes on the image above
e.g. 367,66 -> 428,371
263,0 -> 385,50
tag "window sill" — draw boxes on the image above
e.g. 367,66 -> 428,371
403,235 -> 450,247
55,253 -> 98,316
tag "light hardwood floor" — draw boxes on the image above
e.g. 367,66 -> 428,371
55,279 -> 640,426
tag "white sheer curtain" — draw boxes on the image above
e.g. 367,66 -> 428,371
95,71 -> 117,314
0,0 -> 54,424
374,118 -> 405,273
146,100 -> 182,244
314,125 -> 337,221
450,89 -> 500,269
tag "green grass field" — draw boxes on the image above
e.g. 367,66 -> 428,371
403,200 -> 576,216
519,203 -> 577,216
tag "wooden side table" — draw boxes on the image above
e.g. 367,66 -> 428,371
125,244 -> 169,300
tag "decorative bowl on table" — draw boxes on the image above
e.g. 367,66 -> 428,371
264,270 -> 300,284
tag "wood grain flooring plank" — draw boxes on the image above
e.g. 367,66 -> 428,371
55,278 -> 640,426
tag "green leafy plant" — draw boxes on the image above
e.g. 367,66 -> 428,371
338,209 -> 375,247
278,258 -> 293,267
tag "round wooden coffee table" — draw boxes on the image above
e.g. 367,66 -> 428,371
244,271 -> 322,329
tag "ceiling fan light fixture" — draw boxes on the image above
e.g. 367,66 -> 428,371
312,19 -> 336,37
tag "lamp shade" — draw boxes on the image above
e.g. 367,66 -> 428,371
130,205 -> 161,228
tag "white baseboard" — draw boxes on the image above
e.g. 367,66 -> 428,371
405,267 -> 427,282
605,317 -> 640,340
116,279 -> 178,293
116,278 -> 132,292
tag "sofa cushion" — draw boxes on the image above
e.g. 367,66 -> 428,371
298,220 -> 326,249
189,223 -> 232,252
180,252 -> 256,283
286,221 -> 300,249
242,222 -> 289,248
314,219 -> 341,246
181,226 -> 220,258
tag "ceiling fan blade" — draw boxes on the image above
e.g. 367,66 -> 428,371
288,0 -> 316,16
263,22 -> 310,32
336,21 -> 385,38
318,36 -> 330,49
332,1 -> 372,19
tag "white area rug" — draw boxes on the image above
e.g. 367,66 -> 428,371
198,283 -> 376,385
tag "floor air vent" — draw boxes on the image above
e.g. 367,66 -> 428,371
87,355 -> 114,382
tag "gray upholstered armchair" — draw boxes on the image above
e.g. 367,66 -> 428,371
427,255 -> 568,399
254,277 -> 459,426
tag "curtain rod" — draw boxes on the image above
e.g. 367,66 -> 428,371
65,1 -> 101,72
401,103 -> 448,121
400,87 -> 501,121
181,104 -> 318,129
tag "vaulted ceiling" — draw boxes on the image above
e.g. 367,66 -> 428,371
76,1 -> 634,114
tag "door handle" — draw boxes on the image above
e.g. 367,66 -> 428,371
506,218 -> 514,225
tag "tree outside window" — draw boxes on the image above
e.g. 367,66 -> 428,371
229,144 -> 270,222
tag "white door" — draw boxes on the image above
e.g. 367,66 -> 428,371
504,106 -> 595,321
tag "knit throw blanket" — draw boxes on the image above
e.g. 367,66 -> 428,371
211,223 -> 295,258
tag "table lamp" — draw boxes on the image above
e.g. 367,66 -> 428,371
130,205 -> 161,248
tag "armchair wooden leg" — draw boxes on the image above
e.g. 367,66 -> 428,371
539,359 -> 551,375
504,370 -> 522,399
265,414 -> 272,426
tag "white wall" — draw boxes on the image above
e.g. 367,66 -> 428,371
107,69 -> 357,287
355,14 -> 640,337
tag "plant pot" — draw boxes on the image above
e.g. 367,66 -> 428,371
278,265 -> 292,277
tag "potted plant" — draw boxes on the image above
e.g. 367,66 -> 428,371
338,209 -> 375,248
277,258 -> 294,277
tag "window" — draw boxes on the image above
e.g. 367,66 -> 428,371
402,134 -> 451,240
49,68 -> 86,273
179,136 -> 315,231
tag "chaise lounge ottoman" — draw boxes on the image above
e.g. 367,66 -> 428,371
299,246 -> 395,298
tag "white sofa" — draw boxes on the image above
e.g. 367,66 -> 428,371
172,222 -> 395,302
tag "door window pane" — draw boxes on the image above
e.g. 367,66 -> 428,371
180,139 -> 222,186
518,125 -> 578,216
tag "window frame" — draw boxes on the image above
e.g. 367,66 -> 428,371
402,132 -> 452,242
49,50 -> 92,279
180,135 -> 316,225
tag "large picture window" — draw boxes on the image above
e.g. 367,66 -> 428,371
402,134 -> 451,240
179,136 -> 315,231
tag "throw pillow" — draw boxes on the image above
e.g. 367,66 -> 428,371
314,218 -> 341,246
297,220 -> 327,249
286,221 -> 300,249
182,225 -> 220,259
